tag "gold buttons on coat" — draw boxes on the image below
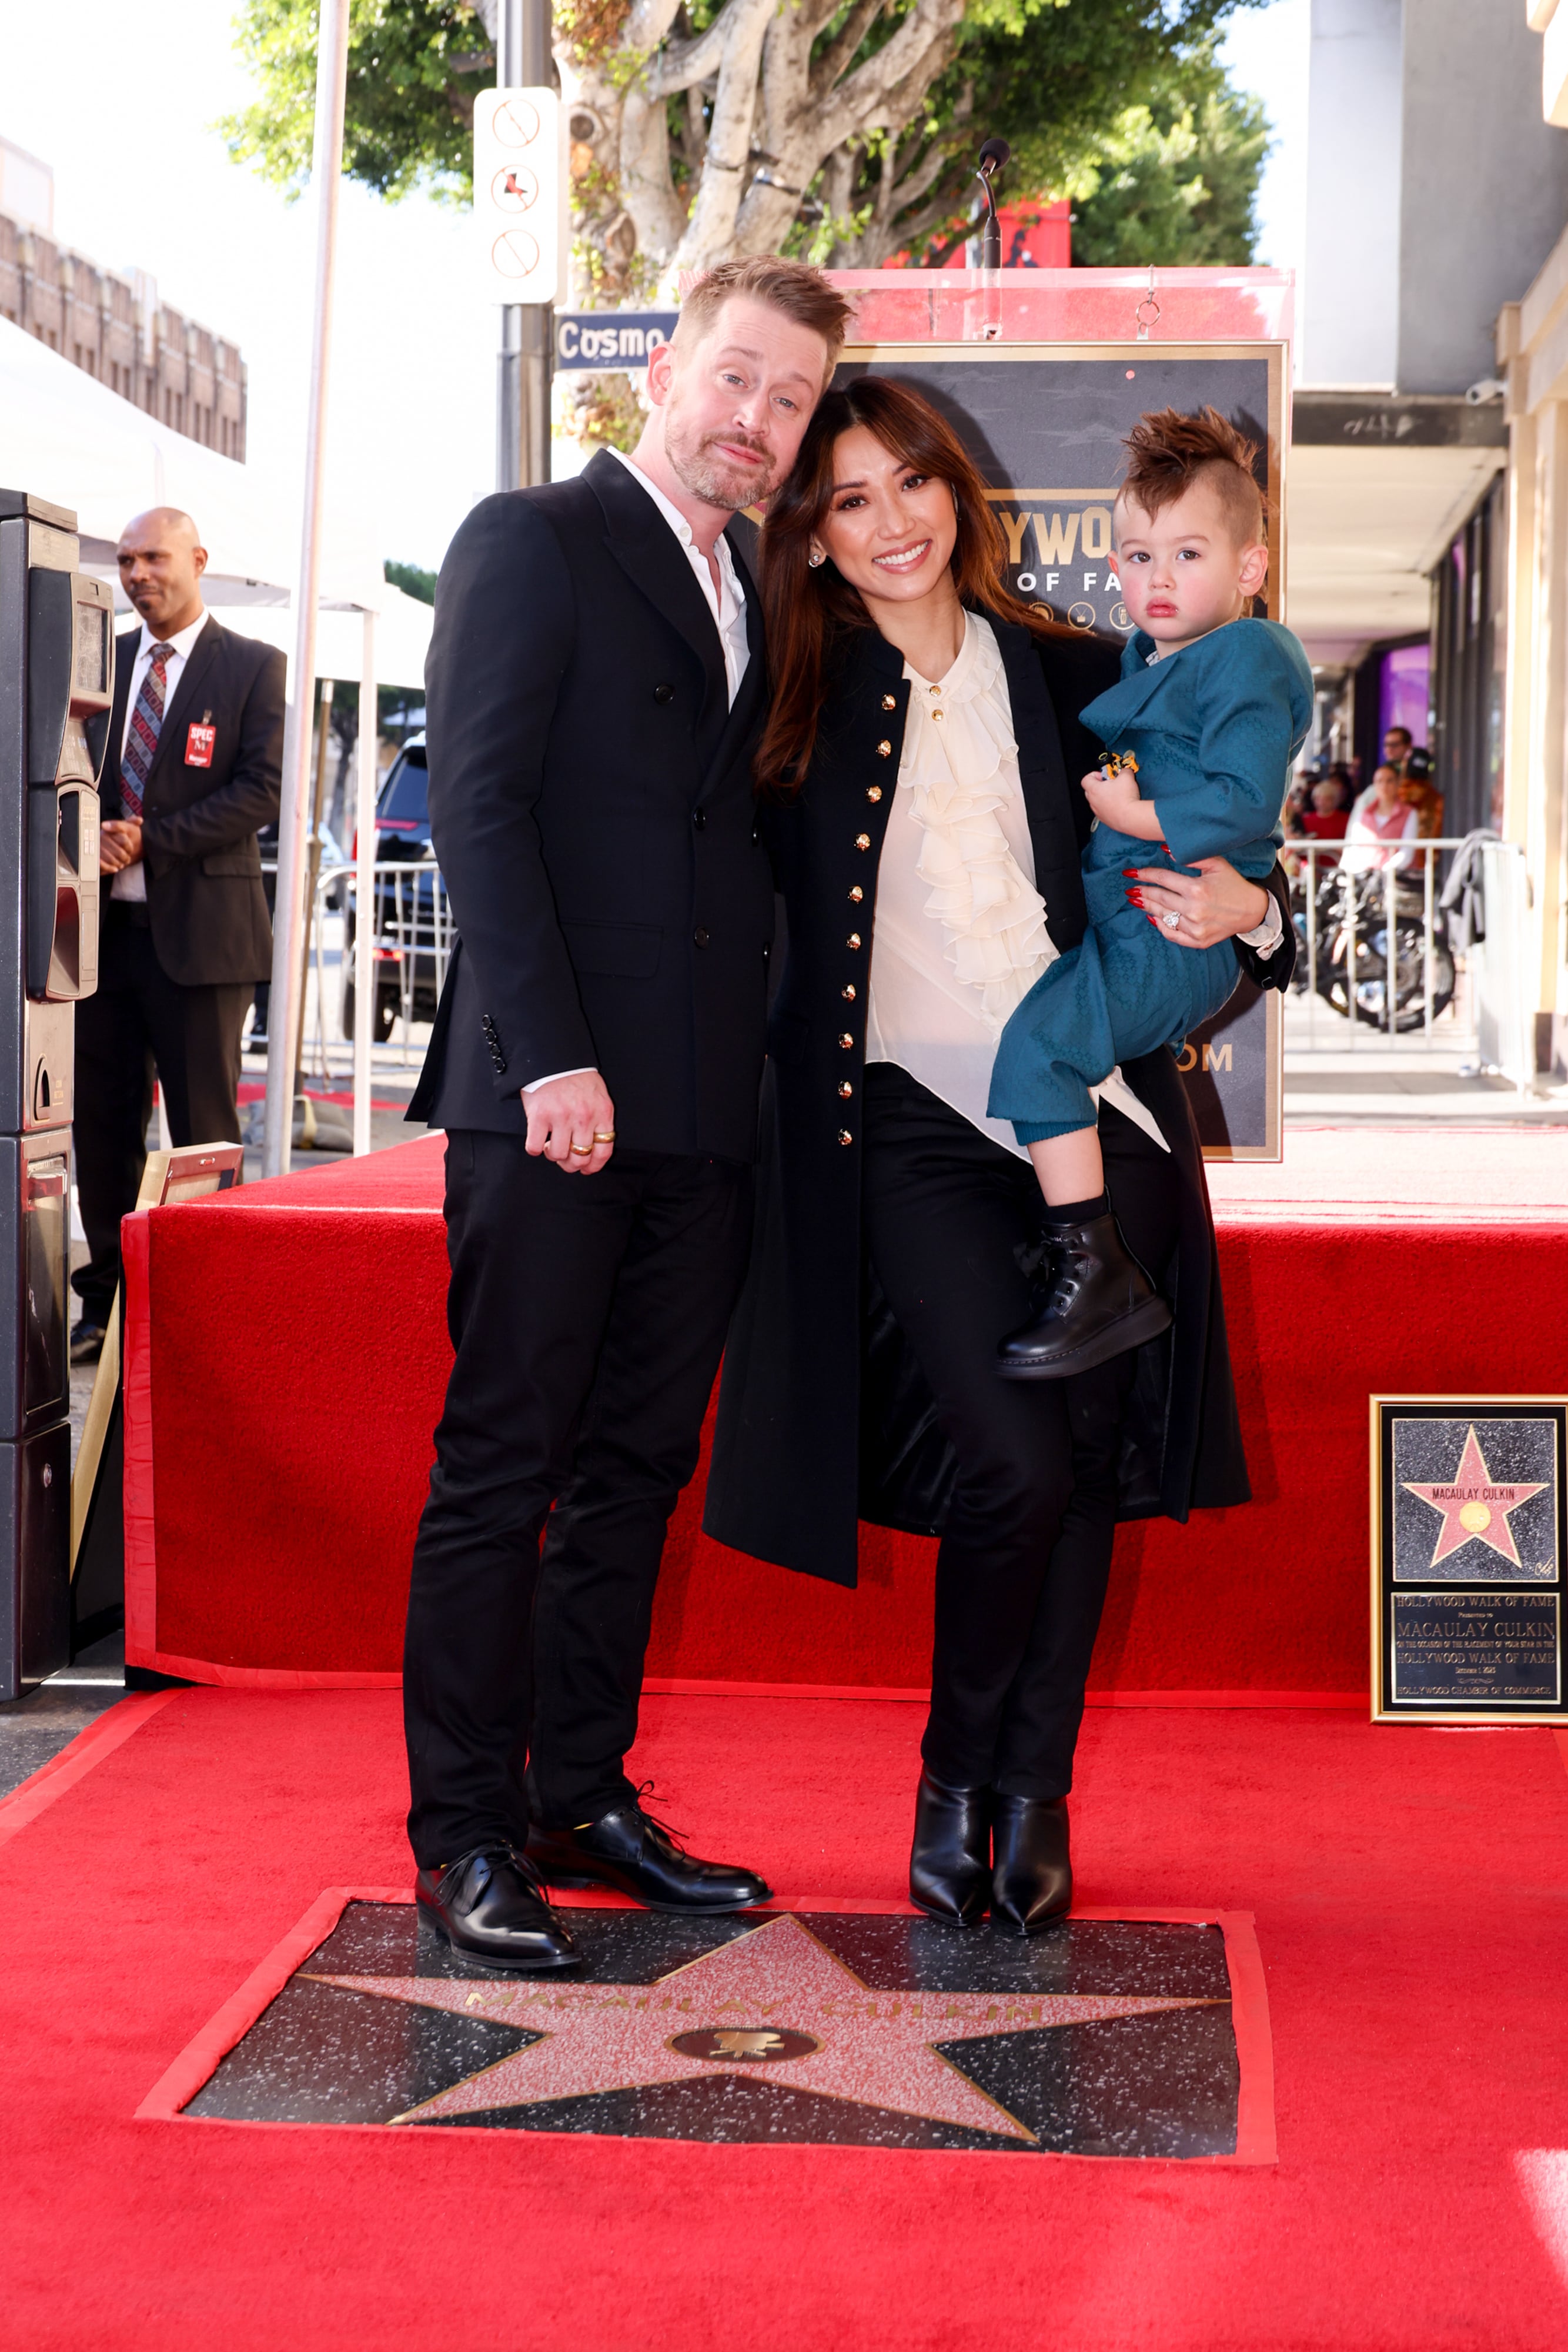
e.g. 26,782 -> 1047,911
838,1130 -> 853,1147
838,1032 -> 854,1048
842,985 -> 856,1001
847,933 -> 861,950
848,886 -> 863,903
838,1081 -> 852,1099
881,694 -> 897,710
855,833 -> 871,850
876,740 -> 892,757
867,787 -> 882,803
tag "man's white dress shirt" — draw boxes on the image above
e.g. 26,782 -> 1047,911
112,606 -> 209,903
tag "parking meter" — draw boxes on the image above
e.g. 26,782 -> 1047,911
0,488 -> 110,1696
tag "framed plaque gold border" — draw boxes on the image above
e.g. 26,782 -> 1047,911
1369,1392 -> 1568,1725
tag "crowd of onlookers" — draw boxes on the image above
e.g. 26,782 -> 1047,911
1283,724 -> 1444,876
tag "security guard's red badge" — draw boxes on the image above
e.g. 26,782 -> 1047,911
185,723 -> 215,768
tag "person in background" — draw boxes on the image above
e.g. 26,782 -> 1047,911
1343,763 -> 1419,874
1296,770 -> 1353,870
1398,745 -> 1444,839
1383,723 -> 1415,774
71,508 -> 284,1362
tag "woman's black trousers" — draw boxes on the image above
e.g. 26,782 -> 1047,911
860,1062 -> 1165,1799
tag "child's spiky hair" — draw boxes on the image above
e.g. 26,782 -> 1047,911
1116,406 -> 1266,546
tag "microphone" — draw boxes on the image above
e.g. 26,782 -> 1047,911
975,137 -> 1011,268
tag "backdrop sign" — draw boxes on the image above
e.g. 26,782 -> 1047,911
834,340 -> 1288,1160
1370,1396 -> 1568,1723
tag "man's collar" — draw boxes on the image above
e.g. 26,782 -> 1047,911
137,606 -> 208,659
606,446 -> 739,572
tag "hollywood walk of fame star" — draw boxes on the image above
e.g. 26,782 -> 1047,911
308,1913 -> 1219,2141
1403,1425 -> 1549,1569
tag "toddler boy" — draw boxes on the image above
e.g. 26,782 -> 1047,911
988,405 -> 1312,1378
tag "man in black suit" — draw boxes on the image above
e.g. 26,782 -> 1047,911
405,256 -> 851,1969
70,507 -> 283,1360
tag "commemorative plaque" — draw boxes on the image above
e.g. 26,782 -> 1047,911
1370,1395 -> 1568,1722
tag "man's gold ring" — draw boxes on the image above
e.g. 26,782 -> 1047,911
569,1141 -> 593,1156
593,1130 -> 616,1142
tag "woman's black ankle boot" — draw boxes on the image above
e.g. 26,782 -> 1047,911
910,1771 -> 993,1925
991,1793 -> 1072,1935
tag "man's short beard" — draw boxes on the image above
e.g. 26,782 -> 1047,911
667,422 -> 773,512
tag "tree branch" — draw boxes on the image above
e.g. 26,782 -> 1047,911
810,0 -> 886,101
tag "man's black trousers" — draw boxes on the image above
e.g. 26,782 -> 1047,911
403,1130 -> 753,1869
72,901 -> 250,1325
861,1064 -> 1175,1801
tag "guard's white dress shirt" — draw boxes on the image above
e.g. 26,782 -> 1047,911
865,612 -> 1167,1158
112,606 -> 209,903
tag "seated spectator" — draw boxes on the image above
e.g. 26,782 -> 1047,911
1398,746 -> 1445,838
1383,723 -> 1414,774
1300,774 -> 1351,848
1343,764 -> 1419,874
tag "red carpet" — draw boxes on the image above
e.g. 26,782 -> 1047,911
2,1686 -> 1566,2347
123,1127 -> 1568,1695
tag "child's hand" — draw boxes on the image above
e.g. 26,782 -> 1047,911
1083,761 -> 1144,832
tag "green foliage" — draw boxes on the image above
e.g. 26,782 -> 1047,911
1068,64 -> 1268,268
222,0 -> 494,200
904,1 -> 1268,266
384,559 -> 437,603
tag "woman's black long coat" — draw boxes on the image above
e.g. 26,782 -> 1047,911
702,610 -> 1292,1589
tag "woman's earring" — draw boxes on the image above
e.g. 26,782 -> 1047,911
808,546 -> 825,569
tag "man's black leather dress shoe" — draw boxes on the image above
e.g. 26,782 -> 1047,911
526,1800 -> 770,1913
415,1846 -> 580,1971
997,1211 -> 1171,1379
909,1770 -> 992,1925
991,1794 -> 1072,1934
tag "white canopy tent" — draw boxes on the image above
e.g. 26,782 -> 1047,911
2,311 -> 433,1152
0,313 -> 432,684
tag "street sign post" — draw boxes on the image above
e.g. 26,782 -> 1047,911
473,87 -> 563,307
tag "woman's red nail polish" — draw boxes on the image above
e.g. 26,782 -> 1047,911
1122,868 -> 1141,878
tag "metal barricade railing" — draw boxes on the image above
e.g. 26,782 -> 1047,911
260,853 -> 455,1087
1280,834 -> 1534,1092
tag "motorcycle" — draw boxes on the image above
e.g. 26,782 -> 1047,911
1289,858 -> 1456,1031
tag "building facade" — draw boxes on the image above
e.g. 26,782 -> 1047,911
0,142 -> 246,463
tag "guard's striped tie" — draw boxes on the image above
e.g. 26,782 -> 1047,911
119,642 -> 175,820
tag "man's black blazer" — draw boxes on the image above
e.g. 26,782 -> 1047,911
408,447 -> 775,1162
103,614 -> 284,987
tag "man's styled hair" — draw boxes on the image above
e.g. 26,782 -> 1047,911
672,256 -> 853,374
1116,405 -> 1266,546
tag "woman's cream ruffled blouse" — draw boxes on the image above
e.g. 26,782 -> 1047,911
864,611 -> 1166,1156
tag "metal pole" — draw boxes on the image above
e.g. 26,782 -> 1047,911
263,0 -> 350,1178
496,0 -> 553,492
353,610 -> 376,1156
1383,861 -> 1396,1037
292,676 -> 335,1094
1423,843 -> 1435,1035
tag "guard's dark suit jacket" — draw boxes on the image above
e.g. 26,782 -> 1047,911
408,449 -> 774,1158
103,615 -> 283,986
703,611 -> 1296,1588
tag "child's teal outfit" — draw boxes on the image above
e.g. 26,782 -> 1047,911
988,616 -> 1313,1142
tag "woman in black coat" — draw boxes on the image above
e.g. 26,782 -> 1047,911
703,380 -> 1293,1933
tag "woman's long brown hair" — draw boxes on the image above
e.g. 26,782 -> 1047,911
754,376 -> 1076,797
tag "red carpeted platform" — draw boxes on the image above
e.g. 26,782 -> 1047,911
2,1685 -> 1566,2347
122,1124 -> 1568,1695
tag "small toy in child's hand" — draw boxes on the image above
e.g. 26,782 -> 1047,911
1083,748 -> 1146,833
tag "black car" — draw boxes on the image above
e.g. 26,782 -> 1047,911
342,736 -> 452,1043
